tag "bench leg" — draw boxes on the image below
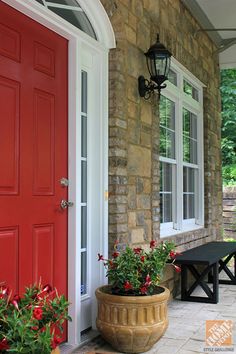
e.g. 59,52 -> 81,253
181,264 -> 188,301
212,261 -> 219,303
180,262 -> 219,304
218,252 -> 236,285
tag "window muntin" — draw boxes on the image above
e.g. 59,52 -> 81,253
160,162 -> 174,223
183,109 -> 197,164
183,167 -> 195,219
168,69 -> 177,86
160,96 -> 175,159
183,79 -> 199,101
34,0 -> 97,39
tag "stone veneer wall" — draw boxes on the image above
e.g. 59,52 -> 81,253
223,186 -> 236,239
100,0 -> 222,261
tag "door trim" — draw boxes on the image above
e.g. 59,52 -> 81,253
2,0 -> 115,345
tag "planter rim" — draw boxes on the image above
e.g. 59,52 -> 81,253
95,285 -> 170,304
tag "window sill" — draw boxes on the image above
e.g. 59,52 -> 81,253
160,223 -> 204,238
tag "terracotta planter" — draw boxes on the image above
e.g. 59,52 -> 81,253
95,285 -> 170,353
51,347 -> 60,354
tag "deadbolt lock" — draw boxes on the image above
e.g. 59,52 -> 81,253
60,199 -> 74,209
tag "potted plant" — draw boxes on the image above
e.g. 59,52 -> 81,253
96,240 -> 180,353
0,283 -> 71,353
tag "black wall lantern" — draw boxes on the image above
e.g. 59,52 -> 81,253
138,34 -> 172,99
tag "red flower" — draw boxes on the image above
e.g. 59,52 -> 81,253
150,240 -> 156,249
33,307 -> 43,320
133,247 -> 142,254
140,255 -> 145,262
51,336 -> 62,349
169,251 -> 182,259
174,265 -> 181,273
0,338 -> 9,350
98,253 -> 104,261
140,286 -> 148,294
112,252 -> 119,258
124,281 -> 132,291
169,251 -> 176,259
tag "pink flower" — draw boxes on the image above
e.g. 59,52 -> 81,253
36,284 -> 52,300
145,275 -> 151,285
133,247 -> 142,254
98,253 -> 104,261
42,284 -> 52,293
174,265 -> 181,273
0,286 -> 9,296
11,295 -> 20,310
124,281 -> 132,290
150,240 -> 156,249
33,307 -> 43,320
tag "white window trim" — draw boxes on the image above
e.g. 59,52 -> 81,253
3,0 -> 115,346
160,58 -> 205,237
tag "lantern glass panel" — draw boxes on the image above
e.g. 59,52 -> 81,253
155,56 -> 167,76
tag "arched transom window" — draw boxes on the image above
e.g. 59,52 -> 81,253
35,0 -> 97,39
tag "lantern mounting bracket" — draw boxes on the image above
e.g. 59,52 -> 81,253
138,75 -> 167,100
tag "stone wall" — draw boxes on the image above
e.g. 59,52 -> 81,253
223,186 -> 236,239
100,0 -> 223,256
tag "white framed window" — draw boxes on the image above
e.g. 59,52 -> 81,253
160,58 -> 204,237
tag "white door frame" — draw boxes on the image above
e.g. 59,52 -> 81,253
2,0 -> 115,345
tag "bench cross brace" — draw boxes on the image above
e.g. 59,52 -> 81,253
181,262 -> 219,303
208,253 -> 236,285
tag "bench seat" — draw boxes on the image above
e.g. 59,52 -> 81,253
175,241 -> 236,303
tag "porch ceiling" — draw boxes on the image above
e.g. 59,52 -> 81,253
182,0 -> 236,69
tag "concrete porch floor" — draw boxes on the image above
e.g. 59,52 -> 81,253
72,283 -> 236,354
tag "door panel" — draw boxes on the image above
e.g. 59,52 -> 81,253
0,76 -> 20,195
33,89 -> 55,195
0,1 -> 68,315
0,227 -> 19,291
33,224 -> 54,285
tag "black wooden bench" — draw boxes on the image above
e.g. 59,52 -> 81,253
175,241 -> 236,303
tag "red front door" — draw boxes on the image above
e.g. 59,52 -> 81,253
0,2 -> 68,302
